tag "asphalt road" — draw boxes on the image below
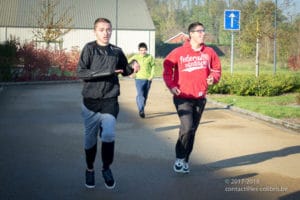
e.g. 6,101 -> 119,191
0,79 -> 299,200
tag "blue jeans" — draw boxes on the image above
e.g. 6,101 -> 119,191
135,79 -> 152,112
81,104 -> 116,149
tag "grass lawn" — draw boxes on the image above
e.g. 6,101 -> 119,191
208,93 -> 300,123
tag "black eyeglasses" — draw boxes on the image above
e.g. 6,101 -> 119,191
191,29 -> 205,33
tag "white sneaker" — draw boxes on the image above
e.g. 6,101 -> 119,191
173,159 -> 189,173
183,162 -> 190,173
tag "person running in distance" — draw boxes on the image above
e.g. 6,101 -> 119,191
128,42 -> 156,118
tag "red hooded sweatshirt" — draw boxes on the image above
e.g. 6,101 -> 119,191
163,40 -> 221,99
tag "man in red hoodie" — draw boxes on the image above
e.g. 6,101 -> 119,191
163,22 -> 221,173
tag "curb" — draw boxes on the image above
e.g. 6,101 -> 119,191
207,99 -> 300,133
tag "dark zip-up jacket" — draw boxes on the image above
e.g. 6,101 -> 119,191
77,41 -> 134,99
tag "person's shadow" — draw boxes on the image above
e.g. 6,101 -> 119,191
205,145 -> 300,169
279,191 -> 300,200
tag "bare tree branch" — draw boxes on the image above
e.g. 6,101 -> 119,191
31,0 -> 74,47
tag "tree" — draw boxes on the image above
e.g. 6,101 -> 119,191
145,0 -> 181,42
32,0 -> 73,49
205,0 -> 227,44
280,15 -> 300,69
145,0 -> 300,68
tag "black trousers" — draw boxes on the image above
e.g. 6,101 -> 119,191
173,97 -> 207,162
85,141 -> 114,170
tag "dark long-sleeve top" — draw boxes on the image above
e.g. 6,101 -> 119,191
77,41 -> 134,99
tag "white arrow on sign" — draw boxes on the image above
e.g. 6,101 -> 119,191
229,12 -> 236,28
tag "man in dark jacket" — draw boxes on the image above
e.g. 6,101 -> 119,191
77,17 -> 139,189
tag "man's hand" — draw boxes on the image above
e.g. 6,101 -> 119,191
170,87 -> 181,96
206,75 -> 214,85
115,69 -> 124,74
131,61 -> 140,73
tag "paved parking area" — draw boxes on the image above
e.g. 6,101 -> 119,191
0,79 -> 299,200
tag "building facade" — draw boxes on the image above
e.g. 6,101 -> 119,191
0,0 -> 156,56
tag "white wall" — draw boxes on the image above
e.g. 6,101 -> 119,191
0,27 -> 35,43
0,27 -> 156,57
0,28 -> 6,42
62,29 -> 95,50
116,30 -> 155,56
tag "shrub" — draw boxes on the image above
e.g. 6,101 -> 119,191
49,47 -> 80,77
0,38 -> 18,81
296,93 -> 300,105
0,63 -> 13,81
15,42 -> 80,81
16,42 -> 52,80
208,74 -> 231,94
208,73 -> 299,96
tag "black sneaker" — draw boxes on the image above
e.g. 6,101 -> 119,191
139,111 -> 145,118
102,168 -> 116,189
85,170 -> 95,188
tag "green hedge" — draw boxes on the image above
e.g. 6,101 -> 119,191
208,73 -> 300,96
0,40 -> 17,81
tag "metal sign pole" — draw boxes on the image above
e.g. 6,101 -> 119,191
230,31 -> 234,75
224,10 -> 240,75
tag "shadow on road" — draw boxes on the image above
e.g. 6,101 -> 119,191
154,120 -> 214,133
279,191 -> 300,200
205,146 -> 300,169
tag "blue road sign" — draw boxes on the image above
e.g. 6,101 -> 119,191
224,10 -> 240,30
